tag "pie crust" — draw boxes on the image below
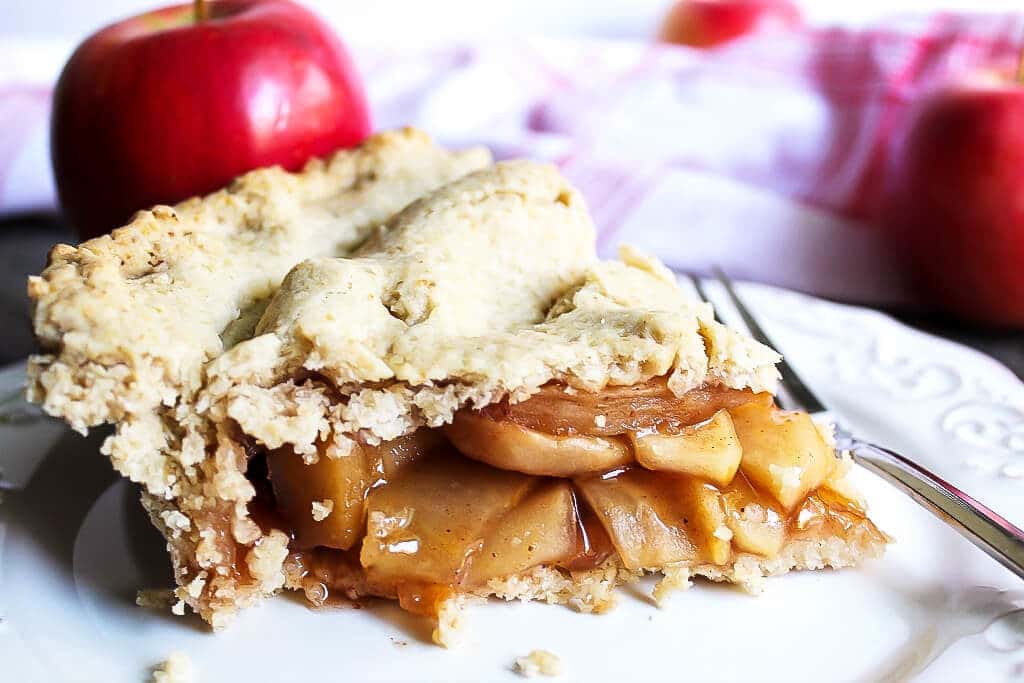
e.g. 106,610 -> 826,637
28,128 -> 887,643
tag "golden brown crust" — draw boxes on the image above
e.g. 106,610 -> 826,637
197,167 -> 782,458
29,128 -> 491,439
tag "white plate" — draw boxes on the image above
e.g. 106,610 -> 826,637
3,282 -> 1024,682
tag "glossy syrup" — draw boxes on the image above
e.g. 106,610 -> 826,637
252,384 -> 885,619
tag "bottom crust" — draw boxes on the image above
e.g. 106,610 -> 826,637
280,530 -> 888,647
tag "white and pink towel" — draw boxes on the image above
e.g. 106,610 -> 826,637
3,13 -> 1023,306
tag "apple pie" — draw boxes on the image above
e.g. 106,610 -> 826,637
28,128 -> 888,644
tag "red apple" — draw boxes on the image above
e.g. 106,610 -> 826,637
884,75 -> 1024,327
51,0 -> 371,240
659,0 -> 802,49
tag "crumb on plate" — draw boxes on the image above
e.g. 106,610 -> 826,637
311,499 -> 334,521
151,651 -> 194,683
514,649 -> 562,678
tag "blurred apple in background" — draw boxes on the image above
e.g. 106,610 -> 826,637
659,0 -> 802,49
51,0 -> 371,240
884,74 -> 1024,328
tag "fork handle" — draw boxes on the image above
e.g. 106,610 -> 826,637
847,437 -> 1024,580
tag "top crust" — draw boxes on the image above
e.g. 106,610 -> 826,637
28,127 -> 492,435
202,161 -> 780,456
26,129 -> 780,626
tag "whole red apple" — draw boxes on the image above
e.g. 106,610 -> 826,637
884,77 -> 1024,327
659,0 -> 802,49
52,0 -> 371,240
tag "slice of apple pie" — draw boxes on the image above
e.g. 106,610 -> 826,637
28,128 -> 888,644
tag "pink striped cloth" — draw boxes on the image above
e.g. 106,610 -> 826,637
3,13 -> 1023,305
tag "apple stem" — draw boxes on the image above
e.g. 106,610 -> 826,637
193,0 -> 208,23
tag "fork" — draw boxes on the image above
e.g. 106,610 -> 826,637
688,268 -> 1024,581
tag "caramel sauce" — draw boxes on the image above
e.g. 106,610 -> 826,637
480,379 -> 772,436
246,454 -> 295,537
558,489 -> 616,571
397,583 -> 455,618
255,381 -> 883,620
284,546 -> 398,608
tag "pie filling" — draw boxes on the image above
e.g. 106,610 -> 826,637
248,378 -> 886,619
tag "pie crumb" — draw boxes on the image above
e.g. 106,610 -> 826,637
150,652 -> 194,683
514,650 -> 562,678
652,566 -> 693,605
593,414 -> 607,428
311,499 -> 334,522
432,595 -> 472,647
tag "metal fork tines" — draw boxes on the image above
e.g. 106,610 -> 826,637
686,268 -> 1024,581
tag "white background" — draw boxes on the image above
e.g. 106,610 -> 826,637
4,0 -> 1024,46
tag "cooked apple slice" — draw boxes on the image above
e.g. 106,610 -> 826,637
466,481 -> 579,585
268,440 -> 377,551
267,429 -> 438,550
374,428 -> 446,479
630,410 -> 742,486
361,450 -> 536,586
721,473 -> 786,558
820,451 -> 867,511
672,478 -> 732,565
792,486 -> 882,542
575,468 -> 699,569
584,473 -> 731,566
445,412 -> 633,476
729,403 -> 836,510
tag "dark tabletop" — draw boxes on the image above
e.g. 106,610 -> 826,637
2,216 -> 1022,380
